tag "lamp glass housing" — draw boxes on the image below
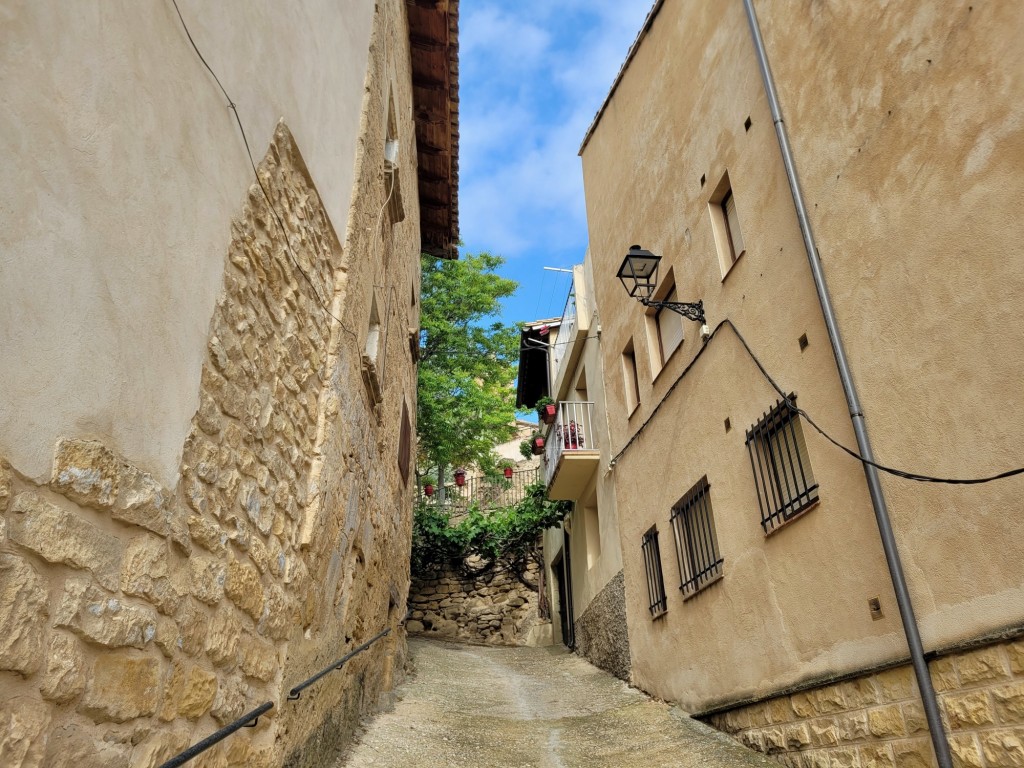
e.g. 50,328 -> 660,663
617,246 -> 662,299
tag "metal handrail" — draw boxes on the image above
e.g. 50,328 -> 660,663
158,618 -> 401,768
158,701 -> 274,768
287,625 -> 392,700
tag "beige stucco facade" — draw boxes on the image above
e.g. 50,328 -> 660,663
0,0 -> 374,487
578,0 -> 1024,760
533,259 -> 630,678
0,0 -> 456,765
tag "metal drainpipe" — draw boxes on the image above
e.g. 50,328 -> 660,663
740,2 -> 953,766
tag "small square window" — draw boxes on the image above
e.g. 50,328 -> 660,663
641,525 -> 667,618
670,477 -> 723,598
745,398 -> 819,534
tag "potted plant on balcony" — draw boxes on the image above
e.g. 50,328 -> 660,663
498,459 -> 515,479
535,396 -> 557,425
521,431 -> 545,456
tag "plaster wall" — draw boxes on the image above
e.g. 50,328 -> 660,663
0,0 -> 375,487
580,0 -> 906,711
0,0 -> 423,764
542,255 -> 626,656
756,0 -> 1024,649
581,0 -> 1024,714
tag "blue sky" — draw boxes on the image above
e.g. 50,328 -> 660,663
457,1 -> 653,327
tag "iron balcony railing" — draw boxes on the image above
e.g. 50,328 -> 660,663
418,466 -> 540,511
550,287 -> 576,375
543,401 -> 596,484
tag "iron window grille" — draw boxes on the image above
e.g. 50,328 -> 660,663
746,397 -> 819,534
670,477 -> 723,597
641,526 -> 668,618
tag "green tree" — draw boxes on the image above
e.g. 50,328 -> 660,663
417,251 -> 520,497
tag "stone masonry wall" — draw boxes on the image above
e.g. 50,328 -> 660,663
0,3 -> 421,762
573,570 -> 631,681
407,564 -> 541,646
705,635 -> 1024,768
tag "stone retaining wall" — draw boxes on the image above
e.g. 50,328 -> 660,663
408,564 -> 541,645
573,570 -> 631,681
705,635 -> 1024,767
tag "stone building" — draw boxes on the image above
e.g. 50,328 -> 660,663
517,263 -> 631,680
0,1 -> 458,766
575,1 -> 1024,766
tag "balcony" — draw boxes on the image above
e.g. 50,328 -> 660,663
550,264 -> 591,397
544,401 -> 600,500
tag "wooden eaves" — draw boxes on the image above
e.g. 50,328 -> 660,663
407,0 -> 460,259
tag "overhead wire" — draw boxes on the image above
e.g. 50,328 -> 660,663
170,0 -> 356,338
610,319 -> 1024,486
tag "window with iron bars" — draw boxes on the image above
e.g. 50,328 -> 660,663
746,397 -> 819,534
641,526 -> 667,618
670,477 -> 723,598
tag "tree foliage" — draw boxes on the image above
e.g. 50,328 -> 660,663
417,252 -> 520,479
410,482 -> 572,585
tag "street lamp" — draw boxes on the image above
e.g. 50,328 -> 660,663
616,245 -> 711,342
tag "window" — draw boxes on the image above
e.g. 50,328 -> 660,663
746,398 -> 819,534
641,526 -> 667,618
654,285 -> 684,365
622,341 -> 640,413
398,400 -> 412,483
670,477 -> 723,598
722,189 -> 744,260
362,292 -> 384,404
709,172 -> 746,275
584,503 -> 601,569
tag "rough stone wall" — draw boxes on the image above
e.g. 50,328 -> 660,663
706,636 -> 1024,768
0,2 -> 420,763
573,570 -> 631,681
407,565 -> 541,646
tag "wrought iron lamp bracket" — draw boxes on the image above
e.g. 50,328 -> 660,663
639,297 -> 706,325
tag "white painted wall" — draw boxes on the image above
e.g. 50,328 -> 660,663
0,1 -> 375,485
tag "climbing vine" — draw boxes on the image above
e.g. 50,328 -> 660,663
410,482 -> 571,587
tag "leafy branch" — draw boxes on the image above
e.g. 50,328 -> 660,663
410,482 -> 571,588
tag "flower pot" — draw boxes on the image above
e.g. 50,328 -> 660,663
424,483 -> 434,497
539,404 -> 557,424
454,468 -> 467,487
530,437 -> 545,456
503,466 -> 514,479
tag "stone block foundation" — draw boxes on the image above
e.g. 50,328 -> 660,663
705,635 -> 1024,767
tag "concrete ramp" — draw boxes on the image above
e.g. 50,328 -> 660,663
337,638 -> 780,767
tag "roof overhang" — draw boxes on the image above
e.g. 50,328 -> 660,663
408,0 -> 460,259
515,318 -> 561,409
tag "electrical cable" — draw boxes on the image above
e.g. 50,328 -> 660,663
519,333 -> 601,353
170,0 -> 356,338
611,319 -> 1024,486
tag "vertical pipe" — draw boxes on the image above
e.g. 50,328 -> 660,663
740,2 -> 952,765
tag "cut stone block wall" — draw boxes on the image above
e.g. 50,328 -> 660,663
407,564 -> 541,646
0,2 -> 421,761
705,635 -> 1024,768
573,570 -> 631,681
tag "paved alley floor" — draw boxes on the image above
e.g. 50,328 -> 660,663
338,638 -> 779,768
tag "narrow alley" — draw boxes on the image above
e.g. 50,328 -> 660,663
337,639 -> 779,767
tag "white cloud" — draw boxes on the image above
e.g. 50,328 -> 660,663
458,0 -> 653,264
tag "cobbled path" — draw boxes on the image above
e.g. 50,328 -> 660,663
337,638 -> 780,767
